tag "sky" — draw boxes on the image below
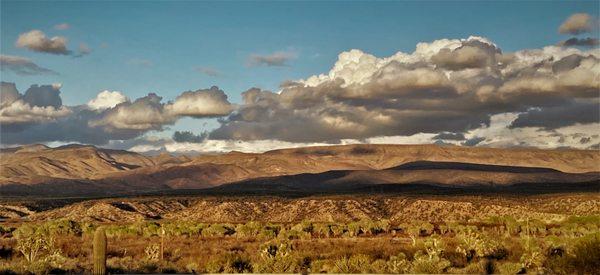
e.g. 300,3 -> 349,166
1,1 -> 599,153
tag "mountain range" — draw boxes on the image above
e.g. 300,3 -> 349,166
1,144 -> 599,197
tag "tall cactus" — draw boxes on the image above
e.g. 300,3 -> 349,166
93,227 -> 107,275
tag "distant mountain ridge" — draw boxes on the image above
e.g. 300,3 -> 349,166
1,144 -> 599,197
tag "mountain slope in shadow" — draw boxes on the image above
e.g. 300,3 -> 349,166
210,160 -> 600,194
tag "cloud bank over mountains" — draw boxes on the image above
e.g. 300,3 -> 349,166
211,36 -> 599,147
1,34 -> 599,152
0,84 -> 234,145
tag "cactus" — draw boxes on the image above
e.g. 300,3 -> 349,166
93,227 -> 107,275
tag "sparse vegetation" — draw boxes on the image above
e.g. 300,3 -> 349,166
1,214 -> 599,274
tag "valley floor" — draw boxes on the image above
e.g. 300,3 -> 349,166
0,192 -> 599,273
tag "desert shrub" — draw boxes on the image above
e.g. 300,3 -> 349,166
386,252 -> 411,273
141,222 -> 162,237
162,222 -> 206,237
367,219 -> 390,235
404,224 -> 422,246
503,217 -> 520,236
223,253 -> 252,273
278,228 -> 309,240
410,250 -> 451,274
409,237 -> 451,273
12,227 -> 78,274
42,219 -> 82,236
439,224 -> 450,235
330,224 -> 345,237
296,220 -> 314,234
258,225 -> 280,239
44,252 -> 79,273
568,233 -> 600,272
419,222 -> 435,236
204,259 -> 225,273
309,259 -> 336,273
442,250 -> 468,268
519,247 -> 545,273
455,229 -> 506,261
0,225 -> 14,236
333,254 -> 372,273
80,222 -> 96,235
235,221 -> 262,238
254,241 -> 297,273
345,221 -> 363,237
204,252 -> 252,273
202,224 -> 235,237
14,226 -> 56,263
547,232 -> 600,274
564,215 -> 600,226
370,259 -> 388,273
313,223 -> 332,238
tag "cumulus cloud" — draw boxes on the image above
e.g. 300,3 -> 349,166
0,82 -> 20,106
90,87 -> 233,131
3,35 -> 599,150
54,23 -> 70,30
431,43 -> 499,70
248,51 -> 297,67
21,84 -> 63,108
558,13 -> 597,34
89,93 -> 175,130
166,86 -> 234,117
0,55 -> 58,76
15,30 -> 70,55
558,37 -> 599,47
87,90 -> 129,110
0,82 -> 234,145
0,83 -> 71,125
211,36 -> 600,143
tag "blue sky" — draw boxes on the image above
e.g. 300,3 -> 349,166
3,1 -> 597,101
1,1 -> 599,150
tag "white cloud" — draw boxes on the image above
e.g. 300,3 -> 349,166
559,13 -> 597,34
0,100 -> 71,124
87,90 -> 129,110
212,36 -> 600,143
166,86 -> 234,117
15,30 -> 70,55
